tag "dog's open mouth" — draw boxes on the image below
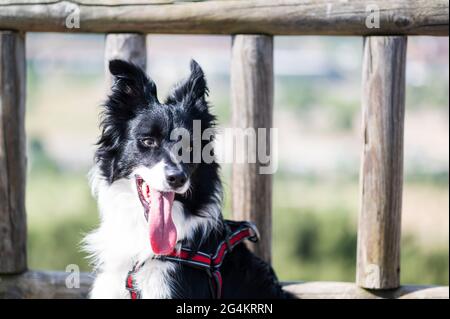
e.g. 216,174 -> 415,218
135,175 -> 177,255
136,176 -> 151,210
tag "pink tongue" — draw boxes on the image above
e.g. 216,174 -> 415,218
148,189 -> 177,255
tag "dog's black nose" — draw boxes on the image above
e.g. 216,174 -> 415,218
166,170 -> 187,189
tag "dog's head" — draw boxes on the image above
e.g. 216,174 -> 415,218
95,59 -> 219,255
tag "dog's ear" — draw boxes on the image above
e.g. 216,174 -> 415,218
109,59 -> 158,105
185,60 -> 208,102
97,60 -> 158,184
166,60 -> 209,110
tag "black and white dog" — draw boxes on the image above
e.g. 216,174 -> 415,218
84,59 -> 291,299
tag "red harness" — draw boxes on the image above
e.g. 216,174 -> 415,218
125,220 -> 259,299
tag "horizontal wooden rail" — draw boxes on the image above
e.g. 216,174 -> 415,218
283,282 -> 450,299
0,271 -> 93,298
0,0 -> 448,36
0,271 -> 448,299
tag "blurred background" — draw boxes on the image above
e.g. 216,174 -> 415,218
25,33 -> 448,285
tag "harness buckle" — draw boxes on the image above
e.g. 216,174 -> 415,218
246,221 -> 260,243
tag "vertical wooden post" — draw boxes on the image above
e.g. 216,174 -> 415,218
104,33 -> 147,85
0,31 -> 27,274
231,35 -> 274,263
357,36 -> 407,289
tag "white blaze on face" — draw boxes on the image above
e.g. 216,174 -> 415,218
134,162 -> 168,192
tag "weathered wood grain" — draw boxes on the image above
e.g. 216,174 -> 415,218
104,33 -> 147,88
0,0 -> 447,36
231,35 -> 273,264
0,31 -> 27,274
0,271 -> 93,299
1,271 -> 448,299
284,282 -> 450,299
0,0 -> 173,5
356,36 -> 407,290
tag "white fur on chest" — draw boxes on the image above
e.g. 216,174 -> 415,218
89,260 -> 176,299
135,260 -> 177,299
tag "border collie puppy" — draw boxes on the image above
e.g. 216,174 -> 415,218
84,59 -> 291,299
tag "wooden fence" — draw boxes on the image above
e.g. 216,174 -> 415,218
0,0 -> 449,299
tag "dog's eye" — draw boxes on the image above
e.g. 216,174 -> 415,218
141,138 -> 158,148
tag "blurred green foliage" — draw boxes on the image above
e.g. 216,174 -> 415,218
406,79 -> 450,111
272,207 -> 448,285
276,77 -> 360,131
27,140 -> 98,271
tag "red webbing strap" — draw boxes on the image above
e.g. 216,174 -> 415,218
212,227 -> 254,267
211,270 -> 223,299
165,249 -> 212,269
125,221 -> 259,299
126,262 -> 144,300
